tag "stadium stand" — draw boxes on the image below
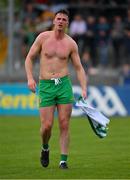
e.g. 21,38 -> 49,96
0,0 -> 130,85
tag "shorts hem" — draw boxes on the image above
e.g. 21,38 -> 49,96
39,101 -> 74,107
39,103 -> 56,107
56,101 -> 74,105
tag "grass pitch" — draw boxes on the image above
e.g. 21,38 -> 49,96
0,116 -> 130,179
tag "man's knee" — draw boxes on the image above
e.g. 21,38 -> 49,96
41,122 -> 52,133
59,118 -> 69,131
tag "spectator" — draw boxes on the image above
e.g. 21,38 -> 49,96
85,15 -> 97,66
111,15 -> 124,67
124,29 -> 130,65
125,9 -> 130,28
22,3 -> 37,21
69,14 -> 87,54
22,18 -> 36,58
96,16 -> 111,66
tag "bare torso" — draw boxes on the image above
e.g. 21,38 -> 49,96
39,31 -> 72,79
25,13 -> 87,98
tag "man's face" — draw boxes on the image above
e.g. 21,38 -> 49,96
53,13 -> 69,31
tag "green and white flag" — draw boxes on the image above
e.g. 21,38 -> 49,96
76,97 -> 110,138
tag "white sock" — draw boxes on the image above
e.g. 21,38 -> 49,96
60,161 -> 66,165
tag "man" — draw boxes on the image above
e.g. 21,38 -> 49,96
25,9 -> 87,169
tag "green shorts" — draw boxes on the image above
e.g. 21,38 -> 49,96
39,75 -> 75,107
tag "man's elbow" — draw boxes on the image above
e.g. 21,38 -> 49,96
25,54 -> 32,63
76,66 -> 84,73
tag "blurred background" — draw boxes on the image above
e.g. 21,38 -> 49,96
0,0 -> 130,116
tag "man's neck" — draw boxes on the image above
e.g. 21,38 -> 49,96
54,30 -> 65,40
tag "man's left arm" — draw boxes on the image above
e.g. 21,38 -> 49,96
70,41 -> 87,98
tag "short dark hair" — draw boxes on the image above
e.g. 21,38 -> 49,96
55,9 -> 69,18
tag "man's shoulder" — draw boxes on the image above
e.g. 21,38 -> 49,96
65,34 -> 78,48
65,34 -> 77,44
37,31 -> 53,39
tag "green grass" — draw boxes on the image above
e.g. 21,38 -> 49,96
0,116 -> 130,179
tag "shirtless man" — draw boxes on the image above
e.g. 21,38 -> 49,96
25,9 -> 87,169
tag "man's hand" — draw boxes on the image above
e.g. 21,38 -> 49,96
82,89 -> 87,99
28,78 -> 37,93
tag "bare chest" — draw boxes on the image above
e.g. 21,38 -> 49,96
42,39 -> 70,59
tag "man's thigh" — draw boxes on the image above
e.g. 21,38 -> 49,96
39,106 -> 55,125
57,104 -> 72,122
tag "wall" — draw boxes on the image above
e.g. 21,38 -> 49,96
0,83 -> 130,117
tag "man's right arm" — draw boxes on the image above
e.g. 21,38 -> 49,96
70,39 -> 87,99
25,34 -> 42,92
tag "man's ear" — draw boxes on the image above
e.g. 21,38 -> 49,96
66,19 -> 69,26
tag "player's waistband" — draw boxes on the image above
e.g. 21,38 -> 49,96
39,75 -> 70,83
